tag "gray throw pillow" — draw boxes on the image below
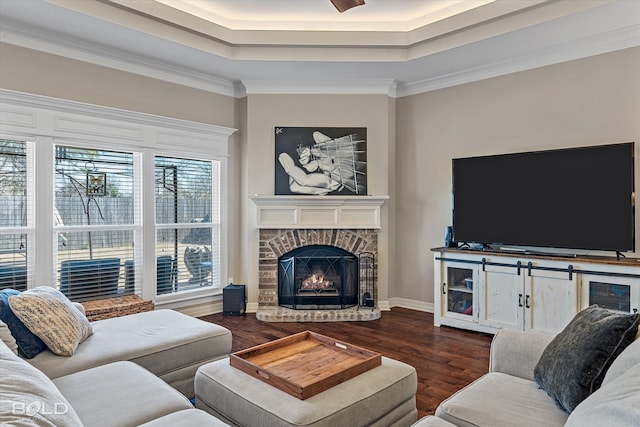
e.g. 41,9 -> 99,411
534,305 -> 639,413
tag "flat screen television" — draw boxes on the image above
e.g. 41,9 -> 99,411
452,142 -> 635,254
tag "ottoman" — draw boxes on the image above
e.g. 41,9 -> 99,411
195,356 -> 418,427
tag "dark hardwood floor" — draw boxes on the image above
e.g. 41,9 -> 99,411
200,307 -> 493,419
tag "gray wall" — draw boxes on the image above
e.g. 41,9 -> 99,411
395,47 -> 640,306
2,41 -> 638,310
242,94 -> 395,307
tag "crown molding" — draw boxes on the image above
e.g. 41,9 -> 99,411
241,79 -> 398,97
0,21 -> 239,98
397,24 -> 640,98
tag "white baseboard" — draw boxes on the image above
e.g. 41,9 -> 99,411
377,300 -> 391,311
388,297 -> 434,313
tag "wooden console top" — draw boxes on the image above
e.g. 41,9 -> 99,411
431,247 -> 640,268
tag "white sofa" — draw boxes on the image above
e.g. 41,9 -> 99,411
1,307 -> 234,426
0,337 -> 231,426
412,328 -> 640,427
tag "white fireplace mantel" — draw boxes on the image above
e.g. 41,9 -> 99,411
251,195 -> 389,229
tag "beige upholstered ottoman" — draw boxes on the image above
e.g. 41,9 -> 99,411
195,356 -> 418,427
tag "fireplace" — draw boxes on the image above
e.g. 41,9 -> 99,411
256,228 -> 381,321
278,245 -> 359,310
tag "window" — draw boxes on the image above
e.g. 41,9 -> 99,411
0,140 -> 32,292
155,156 -> 221,294
0,90 -> 234,307
55,146 -> 138,302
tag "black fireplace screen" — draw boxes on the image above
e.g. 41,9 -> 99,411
278,245 -> 358,309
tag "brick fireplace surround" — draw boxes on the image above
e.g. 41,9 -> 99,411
256,228 -> 382,322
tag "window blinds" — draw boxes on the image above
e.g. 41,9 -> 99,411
55,146 -> 136,302
0,140 -> 32,292
155,156 -> 220,293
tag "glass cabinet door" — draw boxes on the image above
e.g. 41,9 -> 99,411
443,263 -> 477,321
581,274 -> 640,314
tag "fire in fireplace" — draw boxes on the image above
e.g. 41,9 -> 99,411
278,245 -> 358,310
301,274 -> 333,291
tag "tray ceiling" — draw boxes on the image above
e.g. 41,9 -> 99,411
0,0 -> 638,97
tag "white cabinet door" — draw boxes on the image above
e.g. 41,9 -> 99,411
478,264 -> 522,330
525,267 -> 578,335
440,261 -> 478,323
580,274 -> 640,314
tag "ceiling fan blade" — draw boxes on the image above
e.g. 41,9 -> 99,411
330,0 -> 365,13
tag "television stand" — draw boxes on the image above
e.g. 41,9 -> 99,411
432,247 -> 640,336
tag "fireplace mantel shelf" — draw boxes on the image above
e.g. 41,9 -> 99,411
251,195 -> 389,229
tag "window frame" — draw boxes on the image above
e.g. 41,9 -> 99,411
0,139 -> 35,291
154,155 -> 222,297
0,89 -> 235,309
53,142 -> 140,301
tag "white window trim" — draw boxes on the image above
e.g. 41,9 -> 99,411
0,89 -> 236,307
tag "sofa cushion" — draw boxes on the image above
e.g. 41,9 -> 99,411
9,286 -> 92,356
0,288 -> 47,358
0,339 -> 83,427
0,318 -> 18,354
29,309 -> 232,398
410,415 -> 458,427
533,305 -> 639,412
53,361 -> 194,427
565,363 -> 640,426
435,372 -> 569,427
602,336 -> 640,386
137,409 -> 231,426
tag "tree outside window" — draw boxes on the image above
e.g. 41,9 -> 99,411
55,146 -> 135,301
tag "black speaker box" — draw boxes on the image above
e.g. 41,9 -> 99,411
223,284 -> 246,316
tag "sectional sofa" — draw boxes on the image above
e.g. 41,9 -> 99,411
0,287 -> 234,426
413,306 -> 640,427
1,338 -> 231,426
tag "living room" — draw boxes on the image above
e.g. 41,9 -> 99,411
2,1 -> 638,316
0,1 -> 639,425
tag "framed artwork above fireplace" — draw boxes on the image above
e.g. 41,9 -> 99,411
275,127 -> 367,196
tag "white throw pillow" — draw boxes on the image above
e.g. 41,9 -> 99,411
0,333 -> 83,426
0,318 -> 18,354
8,286 -> 92,356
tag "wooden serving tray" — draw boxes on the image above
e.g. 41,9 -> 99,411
230,331 -> 381,400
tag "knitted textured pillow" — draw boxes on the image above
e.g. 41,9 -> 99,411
534,305 -> 639,413
9,286 -> 92,356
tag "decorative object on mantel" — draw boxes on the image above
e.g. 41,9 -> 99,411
275,127 -> 367,196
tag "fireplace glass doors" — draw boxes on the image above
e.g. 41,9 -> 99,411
278,245 -> 358,309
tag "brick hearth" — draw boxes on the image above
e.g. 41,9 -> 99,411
256,228 -> 381,321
